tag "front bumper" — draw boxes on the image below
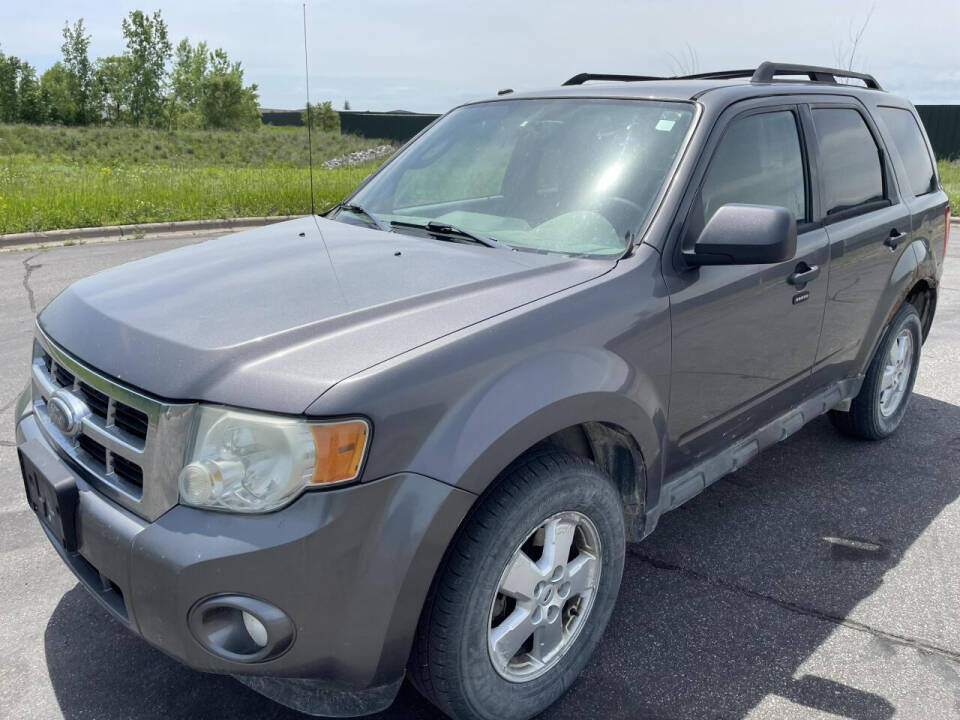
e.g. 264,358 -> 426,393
16,411 -> 474,714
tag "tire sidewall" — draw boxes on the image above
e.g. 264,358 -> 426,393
869,306 -> 922,436
454,461 -> 625,720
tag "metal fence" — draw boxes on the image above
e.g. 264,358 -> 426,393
338,112 -> 439,142
260,110 -> 302,127
916,106 -> 960,160
261,109 -> 440,142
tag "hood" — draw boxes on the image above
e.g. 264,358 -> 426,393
40,216 -> 613,413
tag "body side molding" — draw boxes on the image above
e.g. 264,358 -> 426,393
642,377 -> 862,537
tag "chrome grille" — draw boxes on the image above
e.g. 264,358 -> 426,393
76,382 -> 109,420
31,327 -> 195,521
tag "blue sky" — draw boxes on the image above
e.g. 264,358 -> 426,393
2,0 -> 958,113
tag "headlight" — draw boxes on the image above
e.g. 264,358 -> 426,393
178,406 -> 369,513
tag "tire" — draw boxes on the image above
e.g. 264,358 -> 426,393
829,303 -> 922,440
409,450 -> 625,720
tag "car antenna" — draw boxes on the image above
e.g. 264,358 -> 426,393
302,2 -> 316,215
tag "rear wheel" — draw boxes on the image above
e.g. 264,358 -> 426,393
830,303 -> 922,440
410,450 -> 625,720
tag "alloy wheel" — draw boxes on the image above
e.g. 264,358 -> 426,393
487,511 -> 602,682
879,328 -> 913,417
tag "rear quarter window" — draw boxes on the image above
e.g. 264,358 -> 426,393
876,106 -> 937,197
812,108 -> 884,215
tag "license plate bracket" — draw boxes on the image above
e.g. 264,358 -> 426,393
19,440 -> 79,551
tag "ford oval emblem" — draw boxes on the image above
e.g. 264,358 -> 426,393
48,390 -> 89,438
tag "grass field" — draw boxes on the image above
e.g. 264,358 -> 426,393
940,160 -> 959,213
1,123 -> 957,236
0,124 -> 388,234
0,123 -> 378,168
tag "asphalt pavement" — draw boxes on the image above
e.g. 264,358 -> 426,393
0,232 -> 958,720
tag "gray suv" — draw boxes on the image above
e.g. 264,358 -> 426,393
14,62 -> 949,720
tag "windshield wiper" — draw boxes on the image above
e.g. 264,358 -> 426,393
389,220 -> 506,249
334,202 -> 390,232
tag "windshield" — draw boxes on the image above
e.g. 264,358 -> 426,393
345,98 -> 695,256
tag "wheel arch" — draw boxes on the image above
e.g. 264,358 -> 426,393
449,388 -> 661,542
392,338 -> 668,508
856,239 -> 929,376
904,277 -> 937,341
536,422 -> 647,541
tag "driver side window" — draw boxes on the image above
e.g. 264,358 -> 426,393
690,110 -> 807,240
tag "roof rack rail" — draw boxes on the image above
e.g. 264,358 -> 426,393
676,69 -> 756,81
561,62 -> 882,90
750,62 -> 882,90
562,72 -> 665,86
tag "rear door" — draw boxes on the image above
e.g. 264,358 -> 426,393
663,102 -> 830,471
874,103 -> 950,293
810,103 -> 912,381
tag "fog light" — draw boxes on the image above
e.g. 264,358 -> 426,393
242,611 -> 268,647
187,594 -> 295,663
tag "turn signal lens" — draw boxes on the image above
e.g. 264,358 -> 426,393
310,421 -> 369,485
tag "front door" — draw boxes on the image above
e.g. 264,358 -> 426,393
663,105 -> 829,473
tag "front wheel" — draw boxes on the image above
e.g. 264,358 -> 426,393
830,303 -> 922,440
409,450 -> 625,720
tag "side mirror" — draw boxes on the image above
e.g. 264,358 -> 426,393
685,203 -> 797,266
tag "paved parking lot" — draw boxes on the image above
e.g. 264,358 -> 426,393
1,232 -> 958,720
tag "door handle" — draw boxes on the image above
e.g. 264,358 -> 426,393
788,263 -> 820,287
884,229 -> 907,249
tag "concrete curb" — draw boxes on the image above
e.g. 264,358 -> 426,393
0,215 -> 304,249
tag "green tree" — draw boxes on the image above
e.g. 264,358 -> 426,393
95,55 -> 131,124
40,62 -> 77,124
302,101 -> 340,133
199,49 -> 259,130
2,12 -> 264,131
61,19 -> 98,123
121,9 -> 171,126
168,38 -> 209,128
17,61 -> 45,123
0,49 -> 46,124
0,48 -> 19,122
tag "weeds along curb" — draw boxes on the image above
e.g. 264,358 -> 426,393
0,215 -> 304,250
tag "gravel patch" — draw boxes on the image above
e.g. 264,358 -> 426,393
322,145 -> 395,170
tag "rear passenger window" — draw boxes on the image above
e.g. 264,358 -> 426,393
876,107 -> 937,196
696,111 -> 806,228
812,108 -> 884,215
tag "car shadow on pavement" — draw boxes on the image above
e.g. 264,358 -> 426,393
45,393 -> 960,720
